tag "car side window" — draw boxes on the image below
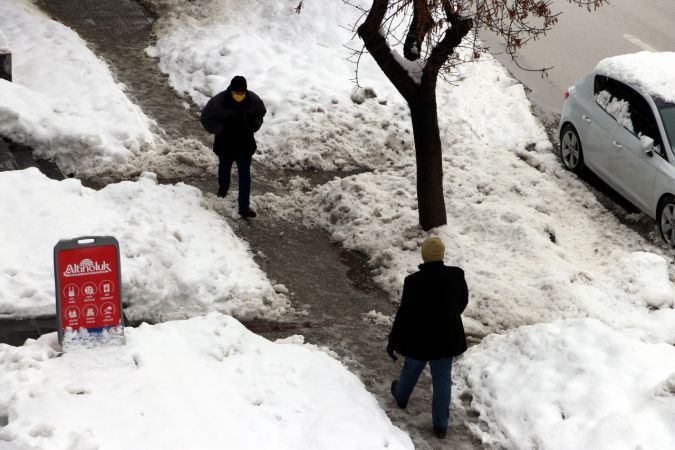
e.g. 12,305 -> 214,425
622,87 -> 665,157
594,76 -> 633,130
594,76 -> 665,157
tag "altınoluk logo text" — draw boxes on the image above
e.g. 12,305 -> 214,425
64,258 -> 111,277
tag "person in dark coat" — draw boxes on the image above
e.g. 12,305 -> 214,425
200,75 -> 266,218
387,237 -> 469,439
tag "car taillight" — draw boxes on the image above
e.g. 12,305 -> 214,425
563,90 -> 570,100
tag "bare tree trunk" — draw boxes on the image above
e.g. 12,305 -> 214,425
409,82 -> 446,230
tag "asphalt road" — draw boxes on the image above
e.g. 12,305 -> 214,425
480,0 -> 675,117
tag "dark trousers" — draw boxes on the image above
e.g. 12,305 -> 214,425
218,155 -> 251,211
392,356 -> 453,429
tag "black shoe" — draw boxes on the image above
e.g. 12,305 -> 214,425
239,208 -> 257,219
216,188 -> 227,198
433,426 -> 447,439
390,380 -> 407,409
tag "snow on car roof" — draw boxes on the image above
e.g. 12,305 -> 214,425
595,51 -> 675,104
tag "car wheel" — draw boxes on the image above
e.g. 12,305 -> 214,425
560,124 -> 584,174
659,196 -> 675,246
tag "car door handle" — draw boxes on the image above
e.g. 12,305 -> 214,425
582,115 -> 592,123
612,141 -> 622,148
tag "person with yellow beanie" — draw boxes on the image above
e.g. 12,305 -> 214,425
387,237 -> 469,439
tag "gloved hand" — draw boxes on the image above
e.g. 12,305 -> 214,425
386,341 -> 398,361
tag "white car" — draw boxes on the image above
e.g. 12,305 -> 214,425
559,52 -> 675,245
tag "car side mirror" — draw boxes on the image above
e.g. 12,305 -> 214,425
641,136 -> 655,157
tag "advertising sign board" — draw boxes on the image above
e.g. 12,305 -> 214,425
54,236 -> 124,344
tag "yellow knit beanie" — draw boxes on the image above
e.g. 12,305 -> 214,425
421,237 -> 445,263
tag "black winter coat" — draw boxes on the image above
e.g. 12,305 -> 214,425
389,262 -> 469,361
200,89 -> 266,158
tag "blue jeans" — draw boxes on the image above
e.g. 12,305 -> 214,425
218,155 -> 251,211
392,356 -> 453,429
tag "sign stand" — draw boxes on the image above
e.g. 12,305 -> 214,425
54,236 -> 124,346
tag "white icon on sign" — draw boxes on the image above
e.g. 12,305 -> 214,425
101,303 -> 115,321
84,305 -> 98,318
65,307 -> 79,320
99,281 -> 114,296
63,285 -> 79,300
83,282 -> 96,297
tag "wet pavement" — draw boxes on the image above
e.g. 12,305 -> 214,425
1,0 -> 484,448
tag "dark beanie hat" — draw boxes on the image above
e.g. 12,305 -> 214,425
230,75 -> 247,91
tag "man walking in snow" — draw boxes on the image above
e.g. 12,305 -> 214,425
387,237 -> 469,439
200,75 -> 266,218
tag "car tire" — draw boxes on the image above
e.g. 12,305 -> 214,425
560,124 -> 585,174
658,196 -> 675,246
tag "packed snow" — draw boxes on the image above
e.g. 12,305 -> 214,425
0,168 -> 289,322
595,51 -> 675,103
0,313 -> 414,450
0,0 -> 157,177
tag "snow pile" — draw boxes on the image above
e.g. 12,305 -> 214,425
595,52 -> 675,103
0,313 -> 413,450
146,0 -> 415,170
259,138 -> 675,343
0,0 -> 156,177
453,319 -> 675,450
147,0 -> 547,171
0,168 -> 289,322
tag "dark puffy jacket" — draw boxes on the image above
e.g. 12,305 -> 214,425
389,262 -> 469,360
200,89 -> 266,158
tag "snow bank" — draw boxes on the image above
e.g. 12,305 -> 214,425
146,0 -> 419,170
257,52 -> 675,343
147,0 -> 549,172
0,0 -> 156,177
0,169 -> 289,322
453,319 -> 675,450
595,52 -> 675,103
0,313 -> 413,449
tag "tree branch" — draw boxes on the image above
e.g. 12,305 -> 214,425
358,0 -> 419,102
423,8 -> 472,84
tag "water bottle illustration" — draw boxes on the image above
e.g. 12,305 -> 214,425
103,283 -> 110,295
68,286 -> 75,298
